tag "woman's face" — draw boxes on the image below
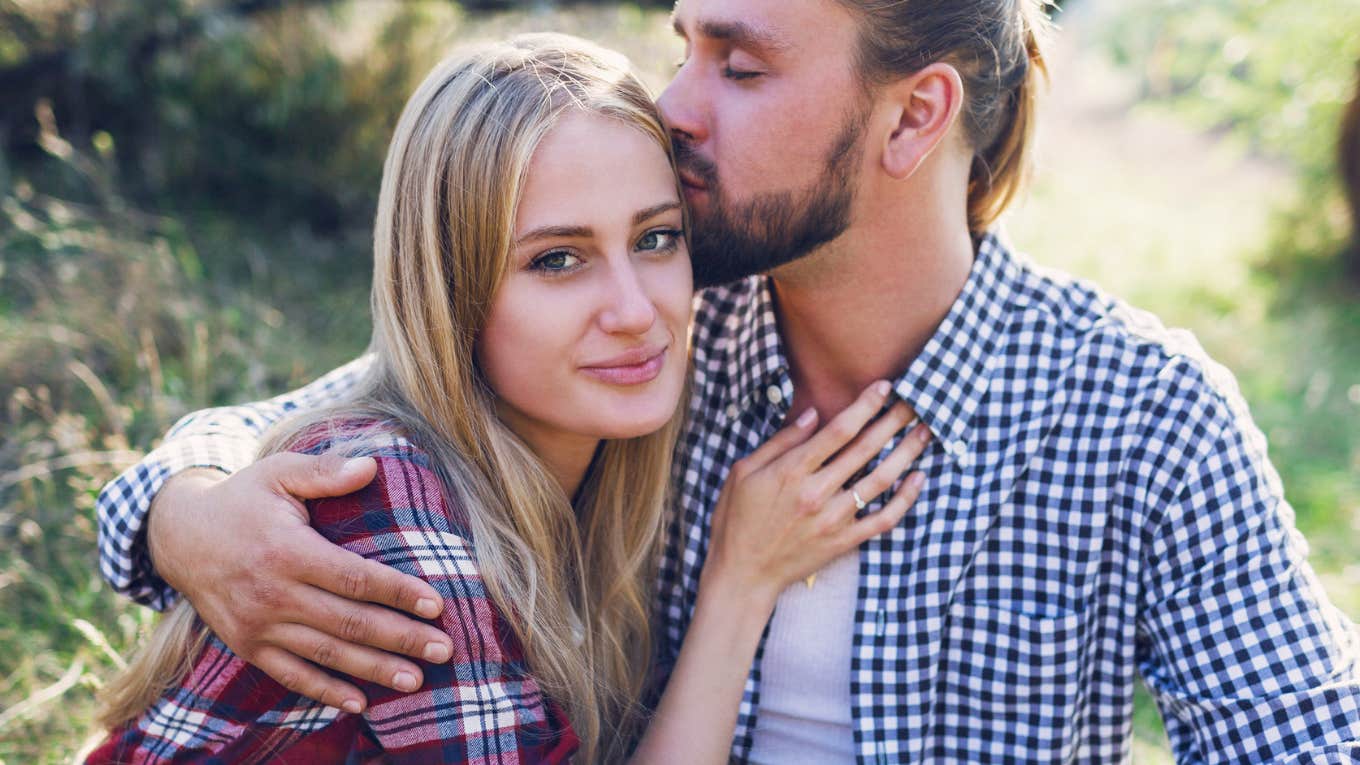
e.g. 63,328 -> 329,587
477,110 -> 693,451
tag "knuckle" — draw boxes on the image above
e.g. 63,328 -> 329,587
256,533 -> 294,575
312,639 -> 338,667
276,668 -> 304,693
813,515 -> 841,536
314,685 -> 339,710
234,642 -> 260,663
249,577 -> 282,611
395,628 -> 420,656
341,566 -> 368,600
232,617 -> 264,645
795,486 -> 823,515
828,420 -> 855,442
866,469 -> 895,495
339,609 -> 372,643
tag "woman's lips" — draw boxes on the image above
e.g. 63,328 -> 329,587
581,347 -> 668,386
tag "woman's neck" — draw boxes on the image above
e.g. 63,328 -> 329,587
495,407 -> 600,500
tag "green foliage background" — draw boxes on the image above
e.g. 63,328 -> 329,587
1,1 -> 1356,761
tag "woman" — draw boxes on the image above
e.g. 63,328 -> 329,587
89,34 -> 927,763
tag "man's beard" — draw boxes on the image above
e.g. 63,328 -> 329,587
678,111 -> 867,289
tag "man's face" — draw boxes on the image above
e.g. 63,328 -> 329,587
661,0 -> 871,287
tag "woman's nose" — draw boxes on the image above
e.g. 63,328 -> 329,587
598,262 -> 658,336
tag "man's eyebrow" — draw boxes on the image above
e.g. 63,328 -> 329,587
671,16 -> 791,53
634,201 -> 682,225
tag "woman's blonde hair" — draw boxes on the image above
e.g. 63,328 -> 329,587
100,34 -> 685,762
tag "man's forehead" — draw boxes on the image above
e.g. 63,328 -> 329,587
670,15 -> 792,52
670,0 -> 826,45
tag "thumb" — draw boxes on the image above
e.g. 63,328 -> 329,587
262,452 -> 378,501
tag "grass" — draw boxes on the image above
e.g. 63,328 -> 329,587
2,2 -> 1356,762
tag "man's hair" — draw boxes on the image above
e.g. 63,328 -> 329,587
835,0 -> 1052,233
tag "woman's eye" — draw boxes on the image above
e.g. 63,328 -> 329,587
637,229 -> 683,253
530,250 -> 582,274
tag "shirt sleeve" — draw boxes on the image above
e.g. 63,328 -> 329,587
95,356 -> 372,610
307,445 -> 579,762
1133,361 -> 1360,764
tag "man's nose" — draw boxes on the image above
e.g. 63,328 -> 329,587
598,261 -> 658,336
658,64 -> 708,146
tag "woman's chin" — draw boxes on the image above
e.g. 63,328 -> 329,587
589,406 -> 677,441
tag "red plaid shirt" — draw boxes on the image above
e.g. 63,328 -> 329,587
88,428 -> 579,764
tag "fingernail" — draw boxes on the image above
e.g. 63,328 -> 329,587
341,457 -> 370,477
424,642 -> 451,663
917,424 -> 932,442
415,598 -> 439,618
796,408 -> 818,428
342,699 -> 363,714
908,471 -> 925,490
393,672 -> 418,692
874,380 -> 892,396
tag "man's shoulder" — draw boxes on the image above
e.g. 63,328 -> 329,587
1006,255 -> 1249,437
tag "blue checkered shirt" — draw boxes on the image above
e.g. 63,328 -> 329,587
98,234 -> 1360,763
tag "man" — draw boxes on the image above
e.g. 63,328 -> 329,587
98,0 -> 1360,761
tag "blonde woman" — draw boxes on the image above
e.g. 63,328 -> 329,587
87,34 -> 927,763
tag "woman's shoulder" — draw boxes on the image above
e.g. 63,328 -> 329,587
289,418 -> 472,543
289,417 -> 422,461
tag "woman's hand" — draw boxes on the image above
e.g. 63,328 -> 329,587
631,381 -> 930,764
701,380 -> 930,609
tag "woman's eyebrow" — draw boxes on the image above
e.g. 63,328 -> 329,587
633,201 -> 682,225
516,224 -> 592,245
515,202 -> 681,245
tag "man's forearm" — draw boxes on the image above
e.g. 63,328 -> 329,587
146,468 -> 229,598
95,355 -> 372,608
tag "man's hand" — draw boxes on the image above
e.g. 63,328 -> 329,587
147,454 -> 454,713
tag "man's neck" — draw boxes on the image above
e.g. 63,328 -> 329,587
770,207 -> 976,420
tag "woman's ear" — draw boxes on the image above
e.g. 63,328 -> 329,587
880,62 -> 965,180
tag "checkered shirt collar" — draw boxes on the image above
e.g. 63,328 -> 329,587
726,232 -> 1017,463
892,232 -> 1018,463
726,272 -> 791,410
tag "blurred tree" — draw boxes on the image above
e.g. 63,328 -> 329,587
1102,0 -> 1360,279
1341,62 -> 1360,278
0,0 -> 406,236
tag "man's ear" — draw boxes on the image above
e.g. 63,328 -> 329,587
880,62 -> 965,180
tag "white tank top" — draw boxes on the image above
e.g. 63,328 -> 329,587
748,549 -> 859,763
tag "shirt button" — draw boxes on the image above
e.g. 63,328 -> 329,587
725,404 -> 740,420
766,385 -> 784,405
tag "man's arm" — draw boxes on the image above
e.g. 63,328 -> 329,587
97,356 -> 374,606
95,356 -> 455,714
1133,361 -> 1360,764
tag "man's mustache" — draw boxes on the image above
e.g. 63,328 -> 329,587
672,138 -> 718,187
